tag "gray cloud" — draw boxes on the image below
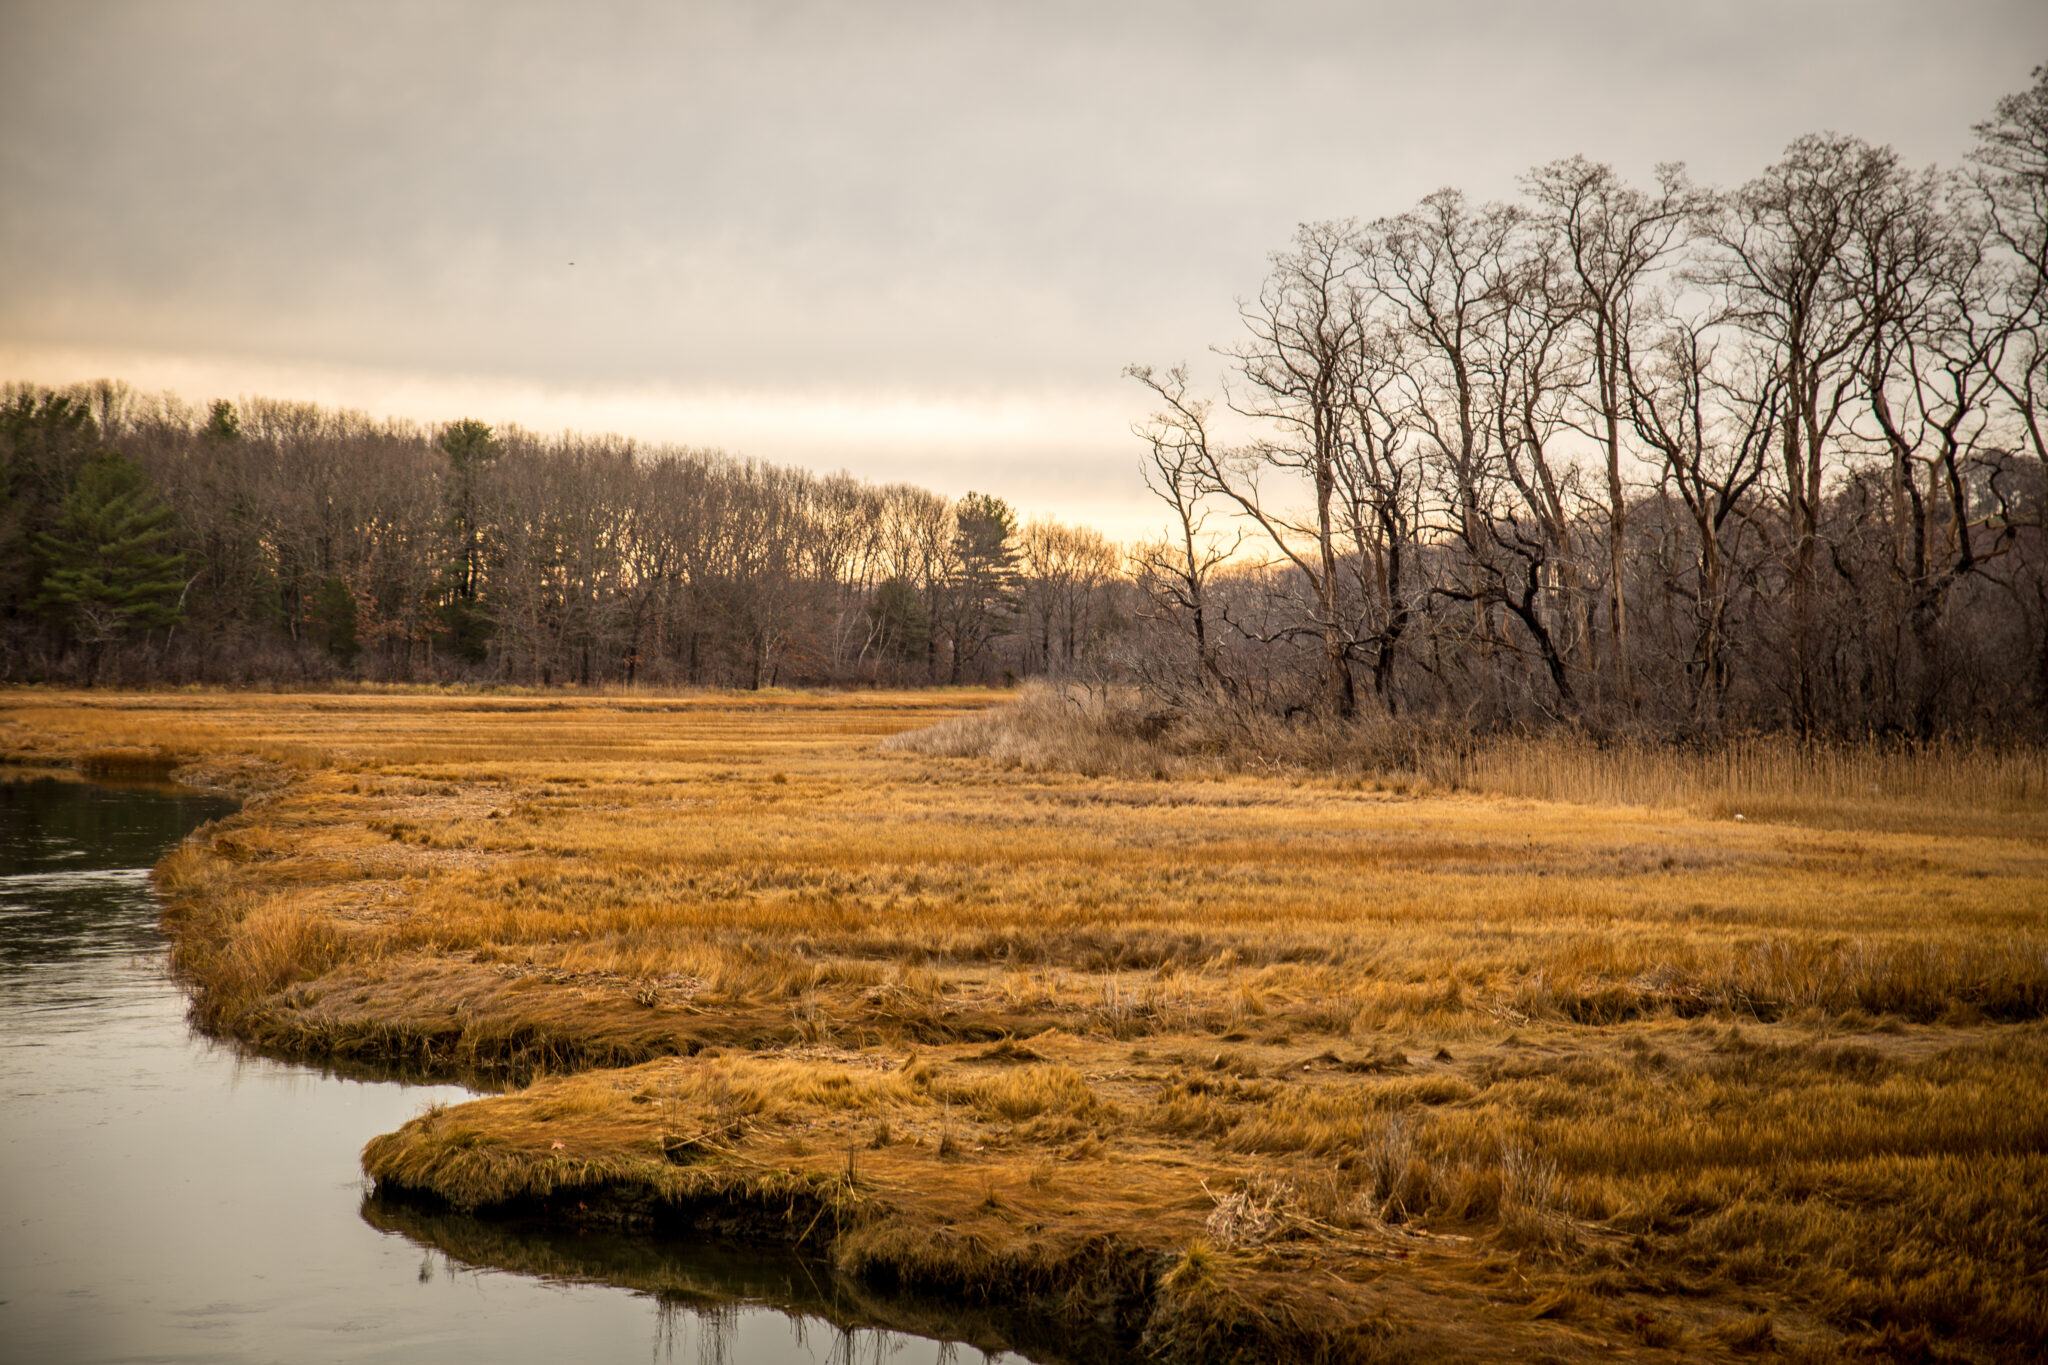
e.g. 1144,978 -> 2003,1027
2,0 -> 2042,524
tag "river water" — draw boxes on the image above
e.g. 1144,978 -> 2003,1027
0,775 -> 1033,1364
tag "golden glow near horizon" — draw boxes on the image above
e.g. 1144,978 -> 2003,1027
0,342 -> 1180,547
6,4 -> 2038,556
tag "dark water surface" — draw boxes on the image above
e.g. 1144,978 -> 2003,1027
0,776 -> 1030,1364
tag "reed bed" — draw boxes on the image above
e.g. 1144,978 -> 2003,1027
890,684 -> 2048,836
4,685 -> 2044,1362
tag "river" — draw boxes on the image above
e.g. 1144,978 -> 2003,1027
0,774 -> 1034,1364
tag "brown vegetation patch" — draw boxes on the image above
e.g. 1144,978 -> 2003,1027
6,686 -> 2047,1361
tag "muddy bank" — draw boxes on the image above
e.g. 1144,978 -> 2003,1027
364,1185 -> 1154,1363
363,1194 -> 1135,1364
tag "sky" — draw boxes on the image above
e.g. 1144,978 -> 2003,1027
3,0 -> 2044,543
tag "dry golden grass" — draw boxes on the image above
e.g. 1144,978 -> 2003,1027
897,684 -> 2048,838
4,685 -> 2045,1362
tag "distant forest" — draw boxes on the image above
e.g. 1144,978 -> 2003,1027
0,386 -> 1122,691
3,68 -> 2045,739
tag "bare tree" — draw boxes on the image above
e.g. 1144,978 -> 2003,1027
1477,214 -> 1590,708
1844,165 -> 2019,731
1525,158 -> 1700,704
1368,191 -> 1580,709
1215,220 -> 1375,717
1626,311 -> 1775,724
1126,364 -> 1243,697
1018,516 -> 1119,675
1695,135 -> 1898,730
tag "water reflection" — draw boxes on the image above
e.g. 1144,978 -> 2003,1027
0,775 -> 1050,1364
0,772 -> 237,876
364,1198 -> 1096,1365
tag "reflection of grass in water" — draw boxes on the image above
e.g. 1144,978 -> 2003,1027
361,1193 -> 1084,1363
0,771 -> 238,878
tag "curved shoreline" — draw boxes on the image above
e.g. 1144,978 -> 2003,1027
359,1193 -> 1140,1365
361,1170 -> 1165,1362
17,740 -> 1194,1359
8,689 -> 2048,1363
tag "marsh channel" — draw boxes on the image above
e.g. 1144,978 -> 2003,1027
0,775 -> 1041,1365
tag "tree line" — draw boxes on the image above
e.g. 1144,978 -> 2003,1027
5,69 -> 2043,740
1122,66 -> 2048,739
0,385 -> 1124,688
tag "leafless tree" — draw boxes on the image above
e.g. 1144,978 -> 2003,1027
1125,364 -> 1242,698
1525,158 -> 1700,704
1213,220 -> 1376,717
1694,135 -> 1899,730
1626,311 -> 1775,724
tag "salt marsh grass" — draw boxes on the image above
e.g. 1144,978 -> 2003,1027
5,686 -> 2044,1361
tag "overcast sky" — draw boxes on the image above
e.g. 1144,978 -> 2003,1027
3,0 -> 2043,540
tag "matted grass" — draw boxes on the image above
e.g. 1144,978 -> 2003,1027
4,687 -> 2044,1362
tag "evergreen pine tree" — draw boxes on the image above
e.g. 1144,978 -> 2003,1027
33,449 -> 186,681
946,491 -> 1020,682
436,418 -> 499,664
867,576 -> 931,665
1,392 -> 100,622
202,398 -> 242,445
309,574 -> 360,667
